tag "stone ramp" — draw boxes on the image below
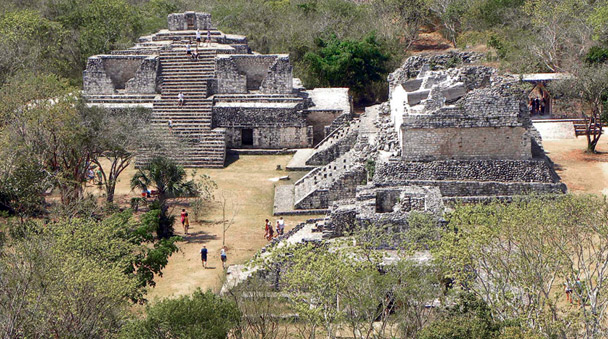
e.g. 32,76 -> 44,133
221,220 -> 324,294
273,184 -> 329,215
286,148 -> 315,171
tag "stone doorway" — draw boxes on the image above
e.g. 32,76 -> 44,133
242,129 -> 253,146
186,13 -> 195,30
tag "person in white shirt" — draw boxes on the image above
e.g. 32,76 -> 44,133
178,92 -> 184,107
196,29 -> 201,46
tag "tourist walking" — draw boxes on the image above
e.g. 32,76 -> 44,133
178,92 -> 184,107
268,222 -> 274,240
200,245 -> 208,268
220,246 -> 227,269
181,208 -> 187,230
168,119 -> 173,132
206,28 -> 211,47
564,281 -> 573,303
277,216 -> 285,235
184,212 -> 190,235
196,29 -> 201,46
264,219 -> 270,240
186,41 -> 192,55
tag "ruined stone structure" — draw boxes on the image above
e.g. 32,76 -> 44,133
276,52 -> 566,237
83,12 -> 352,167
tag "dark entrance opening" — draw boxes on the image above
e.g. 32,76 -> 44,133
186,14 -> 195,30
242,129 -> 253,146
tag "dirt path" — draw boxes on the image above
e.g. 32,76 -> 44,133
93,154 -> 321,301
543,138 -> 608,195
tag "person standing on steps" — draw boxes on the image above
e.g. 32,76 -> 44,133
186,40 -> 192,55
206,28 -> 211,47
220,246 -> 227,269
200,245 -> 208,268
168,119 -> 173,132
178,92 -> 184,107
196,29 -> 201,46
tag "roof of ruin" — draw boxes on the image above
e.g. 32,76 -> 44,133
306,88 -> 351,112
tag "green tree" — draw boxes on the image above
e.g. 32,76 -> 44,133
83,105 -> 152,203
437,195 -> 608,338
303,33 -> 390,104
0,73 -> 94,205
120,289 -> 240,339
552,64 -> 608,153
131,156 -> 199,238
53,0 -> 143,73
0,10 -> 70,81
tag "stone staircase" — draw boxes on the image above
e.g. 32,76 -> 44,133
293,149 -> 366,209
305,120 -> 359,166
142,47 -> 226,168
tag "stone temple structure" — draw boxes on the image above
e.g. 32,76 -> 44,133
83,12 -> 352,167
275,52 -> 566,237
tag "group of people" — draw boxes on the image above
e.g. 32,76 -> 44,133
564,278 -> 587,305
185,28 -> 212,59
86,166 -> 103,186
529,96 -> 547,115
264,217 -> 286,240
199,245 -> 228,269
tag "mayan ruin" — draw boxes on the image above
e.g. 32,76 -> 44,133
83,12 -> 352,168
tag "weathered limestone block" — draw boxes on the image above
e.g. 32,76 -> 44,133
83,55 -> 159,95
216,54 -> 293,94
402,79 -> 423,92
83,57 -> 114,95
216,56 -> 247,94
405,89 -> 430,105
441,83 -> 466,102
167,12 -> 212,31
260,56 -> 293,94
125,56 -> 159,94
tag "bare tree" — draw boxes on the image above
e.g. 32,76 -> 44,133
218,190 -> 241,246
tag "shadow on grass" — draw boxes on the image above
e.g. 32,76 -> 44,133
183,230 -> 219,244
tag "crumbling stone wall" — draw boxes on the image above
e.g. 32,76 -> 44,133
83,55 -> 159,94
167,12 -> 212,30
375,159 -> 561,184
216,55 -> 293,94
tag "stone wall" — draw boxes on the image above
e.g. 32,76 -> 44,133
216,55 -> 293,94
375,159 -> 561,184
306,110 -> 344,144
167,12 -> 212,31
83,55 -> 159,95
223,125 -> 311,148
306,125 -> 358,165
401,126 -> 531,161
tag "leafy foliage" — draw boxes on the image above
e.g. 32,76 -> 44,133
120,289 -> 240,339
303,33 -> 390,103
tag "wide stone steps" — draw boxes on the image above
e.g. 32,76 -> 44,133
136,46 -> 222,168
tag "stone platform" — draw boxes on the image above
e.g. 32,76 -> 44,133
273,185 -> 328,216
286,148 -> 316,171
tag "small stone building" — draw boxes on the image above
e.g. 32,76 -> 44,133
83,12 -> 352,167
